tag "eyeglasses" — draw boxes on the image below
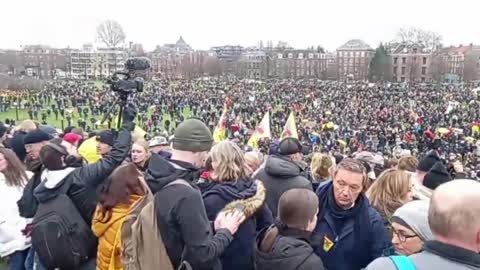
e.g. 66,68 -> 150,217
392,227 -> 418,243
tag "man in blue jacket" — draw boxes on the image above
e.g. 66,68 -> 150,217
312,158 -> 391,270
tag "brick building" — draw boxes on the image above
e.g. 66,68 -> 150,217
390,43 -> 432,82
432,45 -> 480,83
269,49 -> 335,79
0,45 -> 67,78
149,36 -> 195,78
336,39 -> 374,81
211,45 -> 245,76
242,48 -> 268,79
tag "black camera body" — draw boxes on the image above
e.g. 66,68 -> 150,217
107,57 -> 151,100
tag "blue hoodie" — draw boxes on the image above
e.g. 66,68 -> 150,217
202,179 -> 273,270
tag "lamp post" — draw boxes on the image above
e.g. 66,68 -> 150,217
13,102 -> 19,121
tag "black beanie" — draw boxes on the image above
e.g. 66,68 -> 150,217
417,150 -> 440,172
424,162 -> 451,190
279,137 -> 303,156
23,129 -> 51,145
173,119 -> 213,152
96,130 -> 116,147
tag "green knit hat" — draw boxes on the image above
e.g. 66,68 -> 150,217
173,119 -> 213,152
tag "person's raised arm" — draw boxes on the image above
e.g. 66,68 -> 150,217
76,104 -> 137,187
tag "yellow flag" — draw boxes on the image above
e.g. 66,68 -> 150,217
280,112 -> 298,140
78,137 -> 101,164
248,112 -> 271,149
213,106 -> 228,142
133,126 -> 147,141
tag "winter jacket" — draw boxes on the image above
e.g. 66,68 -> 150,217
255,155 -> 312,217
201,179 -> 273,270
0,172 -> 32,257
145,154 -> 234,270
312,184 -> 392,270
17,165 -> 43,219
366,240 -> 480,270
255,226 -> 325,270
92,194 -> 143,270
32,126 -> 131,225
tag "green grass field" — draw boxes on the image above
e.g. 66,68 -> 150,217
0,106 -> 194,131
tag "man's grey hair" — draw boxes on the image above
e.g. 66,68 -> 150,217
428,180 -> 480,241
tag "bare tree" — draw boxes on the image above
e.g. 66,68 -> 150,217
96,20 -> 126,48
396,27 -> 442,50
463,50 -> 480,82
430,52 -> 447,82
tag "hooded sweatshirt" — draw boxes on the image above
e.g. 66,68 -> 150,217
255,155 -> 312,217
255,226 -> 325,270
145,154 -> 234,270
201,179 -> 273,270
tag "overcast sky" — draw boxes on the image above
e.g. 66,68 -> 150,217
1,0 -> 479,51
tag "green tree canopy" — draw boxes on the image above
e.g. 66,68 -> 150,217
369,44 -> 391,82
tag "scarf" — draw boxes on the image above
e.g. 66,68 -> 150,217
317,181 -> 371,266
25,157 -> 43,173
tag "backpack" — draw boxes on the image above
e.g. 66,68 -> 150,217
389,255 -> 417,270
123,179 -> 192,270
31,176 -> 97,270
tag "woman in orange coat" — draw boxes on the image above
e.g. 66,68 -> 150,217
92,163 -> 150,270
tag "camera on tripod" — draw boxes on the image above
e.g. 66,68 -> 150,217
102,57 -> 151,129
107,57 -> 151,100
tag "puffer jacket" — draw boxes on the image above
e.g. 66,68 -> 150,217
255,155 -> 312,217
92,195 -> 143,270
201,179 -> 273,270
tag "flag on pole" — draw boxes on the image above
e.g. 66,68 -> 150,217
213,105 -> 228,142
248,112 -> 271,149
280,112 -> 298,140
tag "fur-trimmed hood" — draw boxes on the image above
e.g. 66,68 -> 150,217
218,179 -> 266,219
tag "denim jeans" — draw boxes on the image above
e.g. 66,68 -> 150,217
33,253 -> 96,270
8,248 -> 30,270
24,248 -> 34,270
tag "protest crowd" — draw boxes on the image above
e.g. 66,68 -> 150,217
0,77 -> 479,270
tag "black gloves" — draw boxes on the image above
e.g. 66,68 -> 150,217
122,104 -> 137,131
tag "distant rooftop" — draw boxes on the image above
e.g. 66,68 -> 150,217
337,39 -> 373,51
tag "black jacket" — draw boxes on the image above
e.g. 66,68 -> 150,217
255,155 -> 312,217
255,226 -> 325,270
145,154 -> 233,270
30,125 -> 132,224
17,168 -> 42,218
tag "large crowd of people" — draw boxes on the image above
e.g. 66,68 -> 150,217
0,77 -> 479,270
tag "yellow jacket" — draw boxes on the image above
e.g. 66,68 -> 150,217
92,195 -> 143,270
